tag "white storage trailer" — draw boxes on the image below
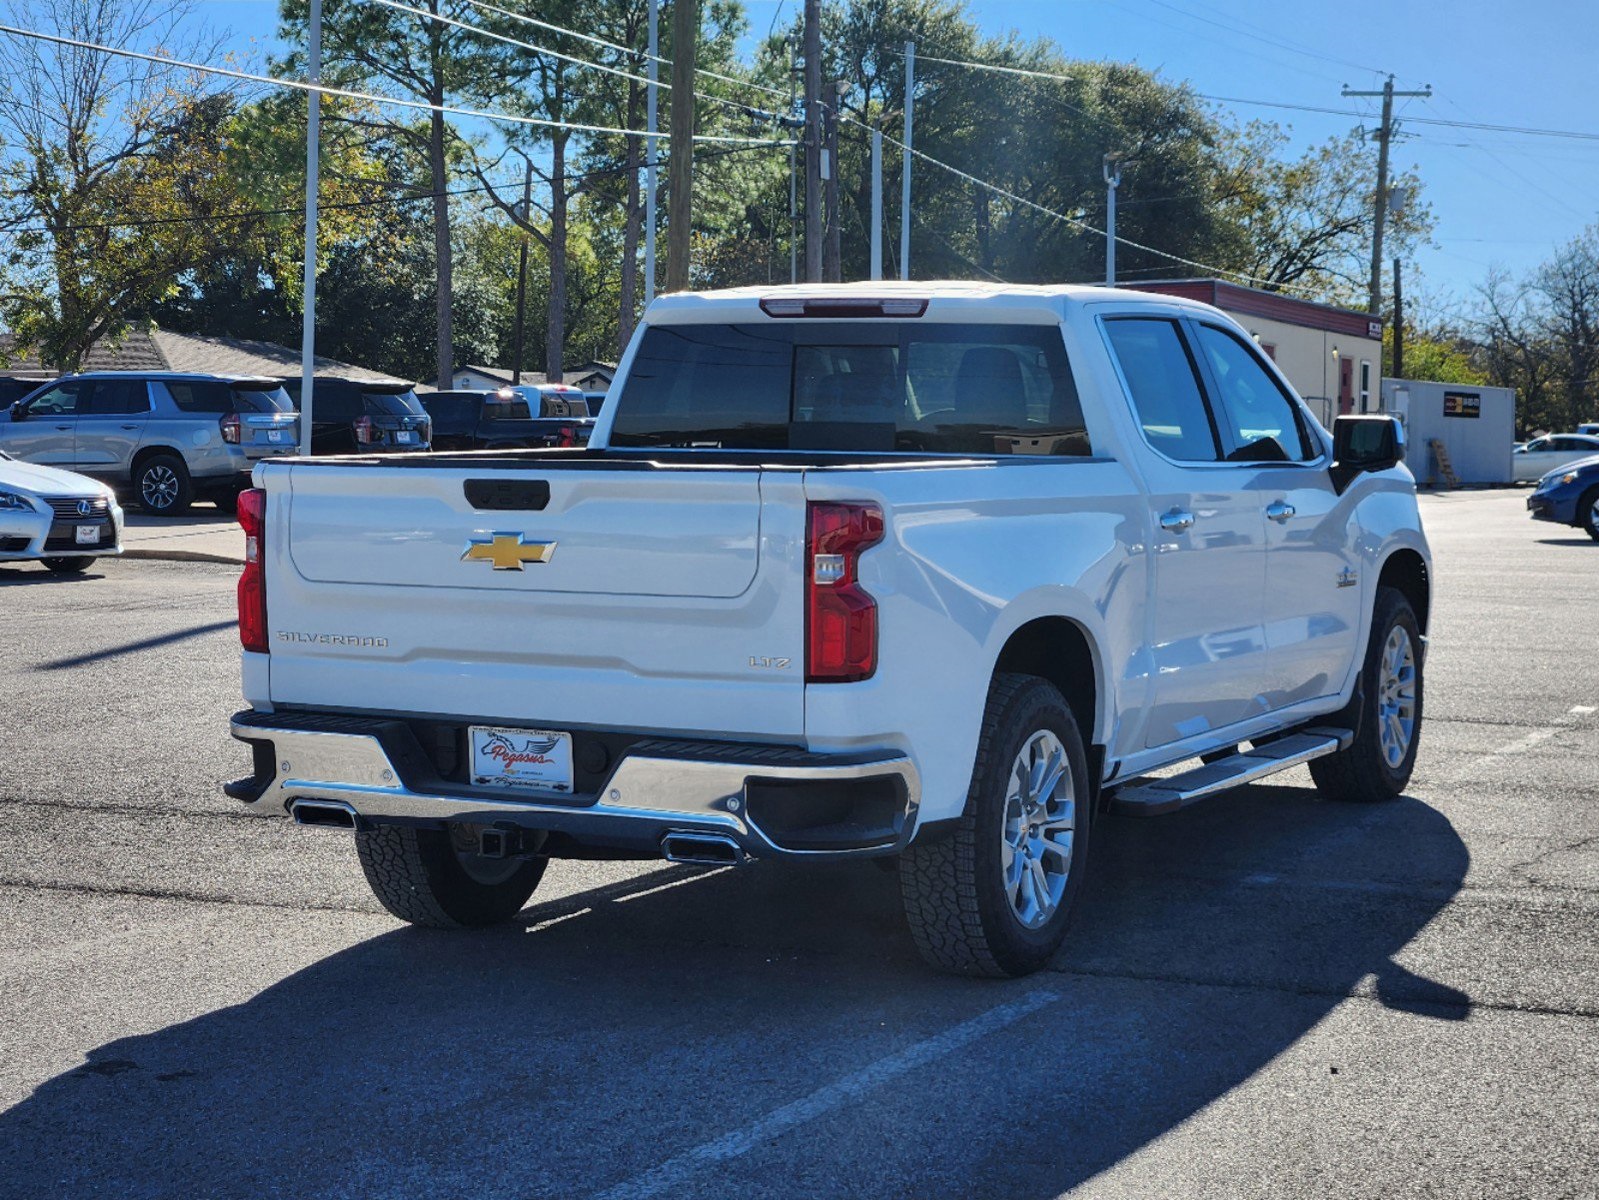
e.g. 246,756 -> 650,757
1380,378 -> 1515,486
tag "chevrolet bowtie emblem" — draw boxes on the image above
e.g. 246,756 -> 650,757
461,532 -> 557,570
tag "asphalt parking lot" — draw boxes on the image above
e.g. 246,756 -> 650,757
0,488 -> 1594,1199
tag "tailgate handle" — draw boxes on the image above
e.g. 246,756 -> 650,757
465,479 -> 550,511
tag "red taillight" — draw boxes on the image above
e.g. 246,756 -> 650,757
220,412 -> 242,444
557,425 -> 576,448
353,415 -> 376,444
806,502 -> 884,682
237,488 -> 268,653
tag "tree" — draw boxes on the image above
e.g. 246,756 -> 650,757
1211,124 -> 1432,305
0,0 -> 233,368
279,0 -> 498,389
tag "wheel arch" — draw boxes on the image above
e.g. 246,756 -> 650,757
1377,547 -> 1430,634
130,443 -> 186,479
991,615 -> 1103,755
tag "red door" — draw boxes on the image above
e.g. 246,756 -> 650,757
1338,358 -> 1354,414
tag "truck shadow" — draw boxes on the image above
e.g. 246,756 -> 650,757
0,787 -> 1467,1199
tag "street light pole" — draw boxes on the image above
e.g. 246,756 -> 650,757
1102,154 -> 1121,287
298,0 -> 322,454
643,0 -> 658,305
899,40 -> 913,281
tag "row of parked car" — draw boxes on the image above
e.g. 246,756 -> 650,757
0,371 -> 599,517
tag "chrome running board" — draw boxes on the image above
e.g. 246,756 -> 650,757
1110,729 -> 1354,817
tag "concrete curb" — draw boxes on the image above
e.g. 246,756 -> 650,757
120,547 -> 242,566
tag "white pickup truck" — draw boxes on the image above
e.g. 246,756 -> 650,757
227,283 -> 1431,977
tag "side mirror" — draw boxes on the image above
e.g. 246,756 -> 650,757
1330,414 -> 1404,493
8,401 -> 25,420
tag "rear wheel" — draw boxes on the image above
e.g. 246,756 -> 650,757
41,557 -> 93,574
135,453 -> 194,516
900,673 -> 1092,978
355,823 -> 546,928
1310,586 -> 1423,802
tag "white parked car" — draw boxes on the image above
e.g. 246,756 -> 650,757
1513,433 -> 1599,483
0,449 -> 123,572
225,283 -> 1431,977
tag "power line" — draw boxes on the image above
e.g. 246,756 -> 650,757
460,0 -> 790,104
0,19 -> 791,145
1137,0 -> 1385,77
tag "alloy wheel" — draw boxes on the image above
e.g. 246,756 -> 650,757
1000,729 -> 1076,929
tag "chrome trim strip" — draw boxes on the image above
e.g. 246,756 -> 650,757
229,718 -> 920,858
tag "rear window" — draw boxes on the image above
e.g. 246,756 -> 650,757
484,396 -> 533,420
362,389 -> 425,417
231,385 -> 294,414
608,323 -> 1089,455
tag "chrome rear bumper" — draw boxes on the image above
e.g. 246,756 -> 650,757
228,711 -> 919,861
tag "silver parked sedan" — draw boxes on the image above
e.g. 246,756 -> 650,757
0,372 -> 300,515
0,450 -> 124,573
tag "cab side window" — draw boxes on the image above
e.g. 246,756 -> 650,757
1193,324 -> 1315,462
25,381 -> 86,416
1103,317 -> 1220,462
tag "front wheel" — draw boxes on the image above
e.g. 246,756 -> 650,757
41,556 -> 93,574
1579,486 -> 1599,541
1310,586 -> 1424,802
900,673 -> 1092,978
355,823 -> 546,928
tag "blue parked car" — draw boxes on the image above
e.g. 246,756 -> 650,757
1528,454 -> 1599,540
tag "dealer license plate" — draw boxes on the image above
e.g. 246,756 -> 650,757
395,430 -> 415,444
75,524 -> 101,545
469,725 -> 573,793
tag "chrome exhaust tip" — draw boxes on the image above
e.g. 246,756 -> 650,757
660,832 -> 746,867
290,799 -> 363,831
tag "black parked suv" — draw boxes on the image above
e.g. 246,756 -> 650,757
286,379 -> 432,455
418,388 -> 593,451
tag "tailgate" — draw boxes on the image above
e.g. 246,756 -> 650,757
261,460 -> 807,739
241,412 -> 300,459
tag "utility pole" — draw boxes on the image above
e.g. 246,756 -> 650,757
1102,154 -> 1121,287
298,0 -> 321,454
869,128 -> 883,280
1392,257 -> 1405,381
787,35 -> 799,284
802,0 -> 822,282
511,159 -> 531,384
899,41 -> 913,281
665,0 -> 696,293
1342,74 -> 1431,316
823,83 -> 842,282
644,0 -> 658,305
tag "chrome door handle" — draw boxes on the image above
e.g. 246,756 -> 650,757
1159,508 -> 1195,534
1266,501 -> 1296,523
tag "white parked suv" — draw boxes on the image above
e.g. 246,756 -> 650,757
226,283 -> 1431,977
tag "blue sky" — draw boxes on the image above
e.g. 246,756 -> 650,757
200,0 -> 1599,312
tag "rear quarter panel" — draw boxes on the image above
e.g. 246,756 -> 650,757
804,458 -> 1150,826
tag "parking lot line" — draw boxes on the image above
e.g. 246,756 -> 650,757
591,987 -> 1062,1200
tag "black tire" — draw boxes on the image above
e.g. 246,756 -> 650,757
1309,586 -> 1424,802
134,452 -> 194,515
1579,486 -> 1599,541
355,823 -> 546,928
900,673 -> 1093,978
41,557 -> 93,574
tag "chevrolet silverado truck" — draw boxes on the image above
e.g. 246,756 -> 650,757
225,283 -> 1431,978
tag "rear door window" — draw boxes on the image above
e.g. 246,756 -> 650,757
84,379 -> 151,415
1102,318 -> 1220,462
609,322 -> 1088,455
